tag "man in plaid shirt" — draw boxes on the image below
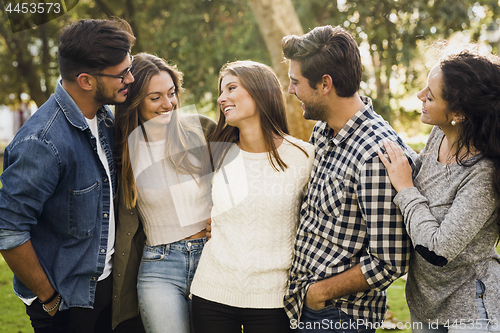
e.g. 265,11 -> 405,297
282,25 -> 413,332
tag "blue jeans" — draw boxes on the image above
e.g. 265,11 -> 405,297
412,280 -> 499,333
137,237 -> 207,333
296,302 -> 376,333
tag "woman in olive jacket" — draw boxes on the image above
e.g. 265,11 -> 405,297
112,53 -> 216,332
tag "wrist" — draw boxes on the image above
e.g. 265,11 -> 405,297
39,290 -> 58,305
42,294 -> 61,313
310,279 -> 330,302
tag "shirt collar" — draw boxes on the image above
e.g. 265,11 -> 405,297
54,80 -> 109,132
319,96 -> 375,147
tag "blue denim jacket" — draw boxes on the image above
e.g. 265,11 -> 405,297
0,81 -> 116,310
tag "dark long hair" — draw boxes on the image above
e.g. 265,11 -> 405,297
439,49 -> 500,234
205,60 -> 308,175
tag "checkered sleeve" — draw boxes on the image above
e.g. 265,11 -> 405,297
356,155 -> 411,291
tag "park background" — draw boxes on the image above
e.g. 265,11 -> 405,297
1,0 -> 500,331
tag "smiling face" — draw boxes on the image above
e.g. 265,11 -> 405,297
416,64 -> 453,128
94,54 -> 135,105
217,74 -> 259,128
287,60 -> 328,121
138,71 -> 177,125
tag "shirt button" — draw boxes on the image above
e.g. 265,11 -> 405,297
127,232 -> 131,236
101,249 -> 105,253
114,295 -> 117,298
92,277 -> 97,281
104,178 -> 108,182
104,213 -> 108,218
130,212 -> 134,215
122,253 -> 125,256
118,273 -> 121,277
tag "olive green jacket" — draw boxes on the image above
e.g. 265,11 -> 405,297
112,114 -> 216,328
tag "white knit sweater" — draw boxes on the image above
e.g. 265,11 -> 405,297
134,139 -> 211,246
190,136 -> 314,308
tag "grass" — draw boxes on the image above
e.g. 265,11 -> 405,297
0,258 -> 409,333
0,160 -> 498,331
0,248 -> 499,332
0,257 -> 32,333
379,277 -> 411,331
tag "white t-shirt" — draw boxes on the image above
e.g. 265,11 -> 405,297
86,116 -> 115,281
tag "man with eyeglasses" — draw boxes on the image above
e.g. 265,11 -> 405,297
0,19 -> 140,333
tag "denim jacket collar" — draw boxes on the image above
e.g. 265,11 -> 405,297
53,80 -> 110,132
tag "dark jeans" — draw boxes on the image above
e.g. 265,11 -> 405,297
192,295 -> 291,333
26,274 -> 113,333
295,303 -> 376,333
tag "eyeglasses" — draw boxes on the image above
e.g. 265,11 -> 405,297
77,55 -> 134,83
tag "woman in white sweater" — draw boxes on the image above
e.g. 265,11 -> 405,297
190,61 -> 314,332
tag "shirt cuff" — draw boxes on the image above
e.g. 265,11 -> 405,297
360,255 -> 397,291
0,230 -> 30,251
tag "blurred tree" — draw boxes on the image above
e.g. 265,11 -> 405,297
248,0 -> 315,139
0,0 -> 93,107
67,0 -> 272,120
1,0 -> 499,137
0,9 -> 57,107
291,0 -> 500,121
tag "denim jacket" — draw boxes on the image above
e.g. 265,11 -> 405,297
0,81 -> 116,310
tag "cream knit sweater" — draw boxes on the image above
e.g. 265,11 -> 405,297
190,136 -> 314,308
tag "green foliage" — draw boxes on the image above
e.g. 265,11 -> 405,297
376,278 -> 411,333
291,0 -> 500,122
1,0 -> 500,125
0,0 -> 271,114
129,0 -> 271,113
0,257 -> 32,333
0,0 -> 96,107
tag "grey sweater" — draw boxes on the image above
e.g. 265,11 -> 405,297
394,126 -> 500,323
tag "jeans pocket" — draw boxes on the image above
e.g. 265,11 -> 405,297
142,244 -> 165,261
68,181 -> 100,238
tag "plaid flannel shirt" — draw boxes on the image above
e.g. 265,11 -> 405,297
284,97 -> 412,324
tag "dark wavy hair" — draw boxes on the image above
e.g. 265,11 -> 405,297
58,18 -> 135,81
282,25 -> 362,97
439,50 -> 500,234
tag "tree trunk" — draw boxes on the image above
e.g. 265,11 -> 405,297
247,0 -> 315,141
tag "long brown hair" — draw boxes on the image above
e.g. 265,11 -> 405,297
205,60 -> 308,175
115,52 -> 204,209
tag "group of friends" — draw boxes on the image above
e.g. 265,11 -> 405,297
0,17 -> 499,333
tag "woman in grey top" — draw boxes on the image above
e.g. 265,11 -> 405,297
378,47 -> 500,333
